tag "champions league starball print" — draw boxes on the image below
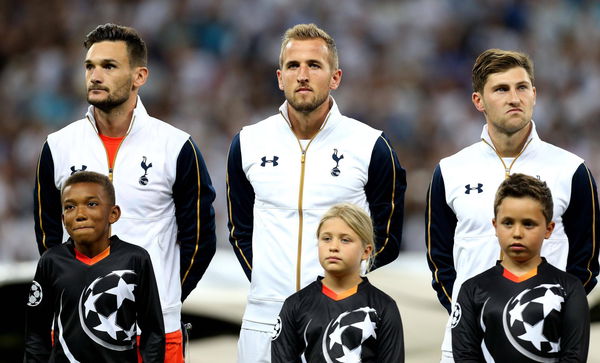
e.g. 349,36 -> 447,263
27,281 -> 43,307
78,270 -> 138,351
321,307 -> 378,362
502,284 -> 565,361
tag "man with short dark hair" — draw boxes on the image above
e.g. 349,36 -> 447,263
33,23 -> 217,363
426,48 -> 599,361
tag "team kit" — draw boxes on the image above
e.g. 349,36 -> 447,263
24,23 -> 598,363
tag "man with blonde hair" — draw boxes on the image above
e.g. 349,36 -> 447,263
227,23 -> 406,362
426,48 -> 599,361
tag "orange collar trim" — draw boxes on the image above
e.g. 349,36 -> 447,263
503,266 -> 537,282
322,283 -> 359,301
75,246 -> 111,265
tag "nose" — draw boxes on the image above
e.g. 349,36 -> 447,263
513,224 -> 523,239
297,65 -> 309,83
508,89 -> 520,105
75,208 -> 88,221
328,239 -> 340,251
89,68 -> 102,84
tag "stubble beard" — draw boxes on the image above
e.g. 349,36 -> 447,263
87,80 -> 133,112
287,92 -> 329,114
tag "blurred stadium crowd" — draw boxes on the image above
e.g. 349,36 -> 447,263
1,0 -> 600,262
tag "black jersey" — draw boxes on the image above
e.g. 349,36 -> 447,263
451,259 -> 589,362
271,277 -> 404,362
24,236 -> 165,362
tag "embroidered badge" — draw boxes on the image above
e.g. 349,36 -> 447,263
139,156 -> 152,185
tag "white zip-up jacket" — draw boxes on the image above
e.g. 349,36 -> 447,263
226,98 -> 406,327
426,122 -> 599,314
34,98 -> 217,333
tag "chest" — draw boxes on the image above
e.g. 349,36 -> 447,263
242,137 -> 371,209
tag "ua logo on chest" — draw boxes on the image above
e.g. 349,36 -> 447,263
465,183 -> 483,194
331,149 -> 344,177
70,165 -> 88,175
139,156 -> 152,185
260,156 -> 279,167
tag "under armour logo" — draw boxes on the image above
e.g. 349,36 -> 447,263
70,165 -> 87,175
261,156 -> 279,167
465,183 -> 483,194
331,149 -> 344,177
139,156 -> 153,185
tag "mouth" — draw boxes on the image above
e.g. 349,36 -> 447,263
509,243 -> 526,251
325,256 -> 341,262
296,87 -> 312,93
88,87 -> 108,93
506,108 -> 523,114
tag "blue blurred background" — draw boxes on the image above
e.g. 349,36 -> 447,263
1,0 -> 600,360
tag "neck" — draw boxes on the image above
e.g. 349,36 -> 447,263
93,96 -> 137,137
74,238 -> 111,259
321,273 -> 362,293
487,122 -> 531,157
501,256 -> 542,276
287,98 -> 331,139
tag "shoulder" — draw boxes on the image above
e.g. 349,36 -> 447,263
439,141 -> 485,170
240,113 -> 285,136
536,139 -> 583,165
47,118 -> 88,140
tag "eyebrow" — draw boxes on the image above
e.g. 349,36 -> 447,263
84,58 -> 120,65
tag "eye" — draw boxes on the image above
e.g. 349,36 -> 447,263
320,235 -> 331,242
104,64 -> 115,70
309,63 -> 321,69
85,64 -> 94,70
495,86 -> 508,93
87,201 -> 99,207
64,204 -> 75,211
502,220 -> 513,227
341,237 -> 352,243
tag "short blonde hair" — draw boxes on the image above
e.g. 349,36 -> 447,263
316,203 -> 375,272
279,23 -> 339,70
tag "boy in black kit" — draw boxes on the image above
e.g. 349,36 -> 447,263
25,171 -> 165,362
451,174 -> 589,362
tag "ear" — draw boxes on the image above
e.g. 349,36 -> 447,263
545,221 -> 555,239
276,69 -> 284,91
362,244 -> 373,261
132,67 -> 148,89
532,85 -> 537,106
329,69 -> 342,90
492,218 -> 497,235
472,92 -> 485,112
109,205 -> 121,224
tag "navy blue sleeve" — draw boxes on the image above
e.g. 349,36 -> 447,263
425,164 -> 457,313
33,141 -> 64,255
451,282 -> 485,362
24,257 -> 54,362
364,134 -> 406,270
137,251 -> 166,362
174,138 -> 217,302
376,299 -> 405,362
226,133 -> 254,281
559,278 -> 590,362
562,163 -> 599,294
271,298 -> 303,363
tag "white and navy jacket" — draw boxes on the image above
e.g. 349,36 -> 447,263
33,98 -> 216,333
226,98 -> 406,326
426,122 -> 599,313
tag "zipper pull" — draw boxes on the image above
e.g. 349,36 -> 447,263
108,168 -> 114,182
301,151 -> 305,163
505,168 -> 510,178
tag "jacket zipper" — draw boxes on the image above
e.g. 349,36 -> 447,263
482,136 -> 532,261
88,115 -> 135,181
283,111 -> 332,291
481,138 -> 532,178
